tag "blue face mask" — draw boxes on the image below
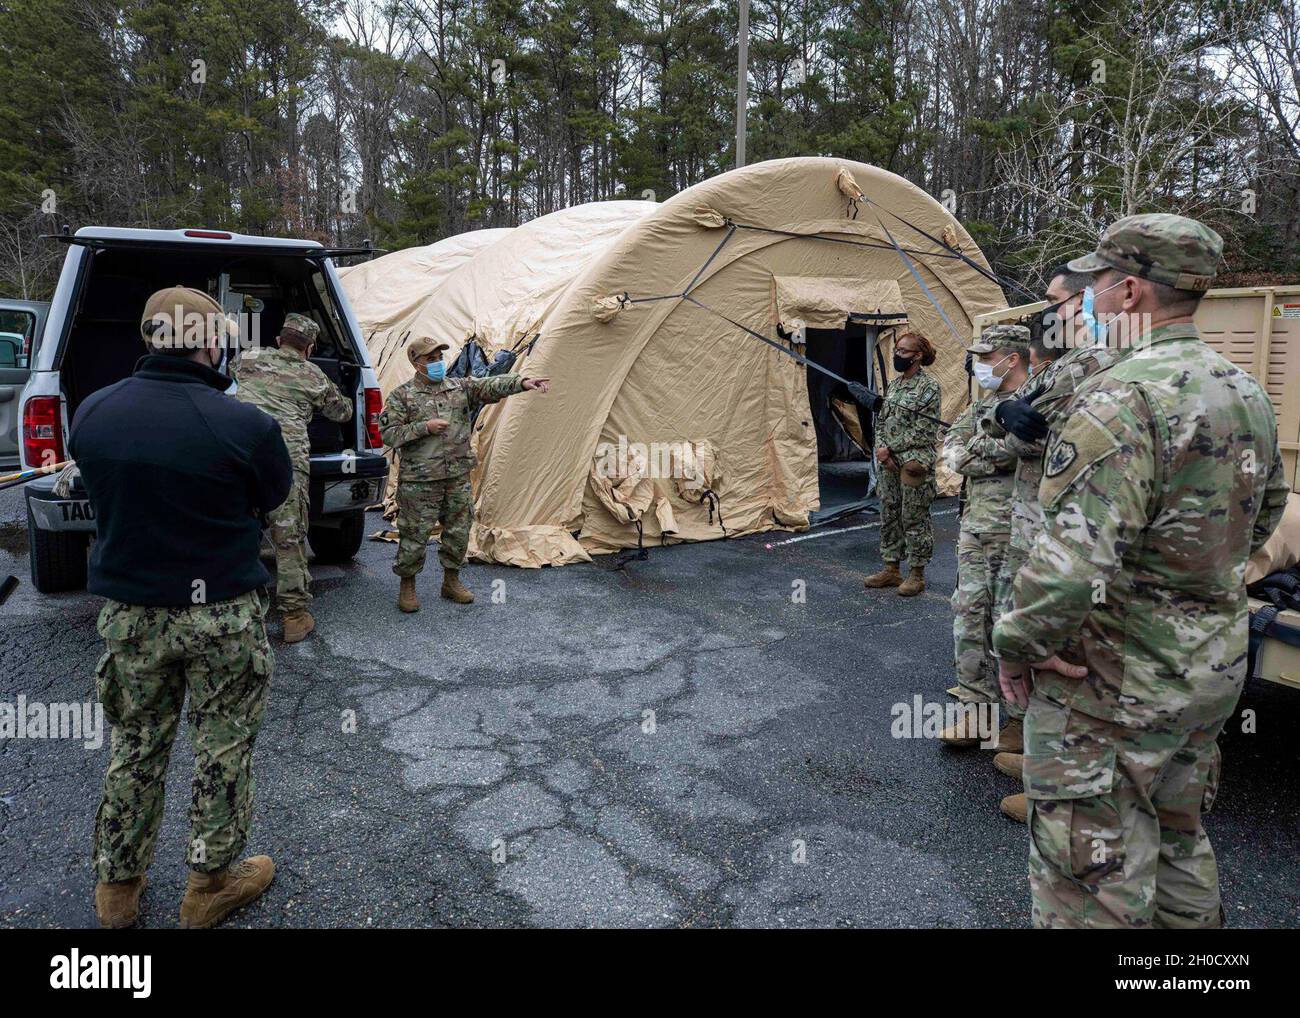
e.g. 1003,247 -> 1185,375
1080,279 -> 1124,344
425,361 -> 446,382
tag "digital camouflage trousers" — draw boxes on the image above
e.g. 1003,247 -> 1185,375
877,465 -> 935,567
393,475 -> 473,575
952,527 -> 1012,712
1023,696 -> 1225,929
268,471 -> 311,613
92,591 -> 272,882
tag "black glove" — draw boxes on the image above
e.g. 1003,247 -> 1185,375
994,398 -> 1049,443
846,380 -> 883,413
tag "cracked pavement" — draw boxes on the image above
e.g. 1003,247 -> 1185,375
1,487 -> 1297,928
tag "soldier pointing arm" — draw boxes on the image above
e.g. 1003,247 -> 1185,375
382,336 -> 548,611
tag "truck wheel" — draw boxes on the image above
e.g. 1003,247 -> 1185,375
27,503 -> 89,593
308,510 -> 366,564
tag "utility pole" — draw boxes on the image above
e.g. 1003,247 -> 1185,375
736,0 -> 749,168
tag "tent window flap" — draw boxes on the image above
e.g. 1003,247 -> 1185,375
770,276 -> 907,332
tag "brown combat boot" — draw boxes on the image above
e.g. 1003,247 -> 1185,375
939,703 -> 985,748
993,752 -> 1023,779
441,568 -> 474,604
993,718 -> 1023,754
178,856 -> 275,929
398,576 -> 420,613
281,609 -> 315,643
1000,793 -> 1027,824
864,561 -> 903,589
897,565 -> 926,597
95,875 -> 147,929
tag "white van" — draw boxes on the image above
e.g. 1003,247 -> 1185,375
20,227 -> 389,592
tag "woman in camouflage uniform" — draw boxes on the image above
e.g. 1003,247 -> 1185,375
863,331 -> 942,596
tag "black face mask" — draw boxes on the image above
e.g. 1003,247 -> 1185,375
1027,291 -> 1082,351
893,352 -> 914,373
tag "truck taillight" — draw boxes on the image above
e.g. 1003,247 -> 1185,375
364,387 -> 383,448
22,396 -> 64,468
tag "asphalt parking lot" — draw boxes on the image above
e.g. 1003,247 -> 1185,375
1,486 -> 1297,928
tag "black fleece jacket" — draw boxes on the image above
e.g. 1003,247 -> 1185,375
69,355 -> 293,607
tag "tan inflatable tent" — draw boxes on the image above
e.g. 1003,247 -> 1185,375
453,157 -> 1005,567
363,201 -> 659,396
341,229 -> 513,393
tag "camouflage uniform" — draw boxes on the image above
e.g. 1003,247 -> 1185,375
945,326 -> 1026,705
93,591 -> 273,882
992,215 -> 1290,928
983,342 -> 1116,622
875,367 -> 941,567
381,365 -> 525,575
233,314 -> 352,612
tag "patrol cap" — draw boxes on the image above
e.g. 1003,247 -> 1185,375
1066,213 -> 1222,292
140,286 -> 229,351
280,312 -> 320,343
406,336 -> 451,365
967,323 -> 1030,355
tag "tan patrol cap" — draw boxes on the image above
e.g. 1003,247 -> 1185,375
1066,213 -> 1222,292
140,286 -> 231,351
406,336 -> 451,365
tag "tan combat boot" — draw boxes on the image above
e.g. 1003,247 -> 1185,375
993,752 -> 1023,779
178,856 -> 275,929
897,565 -> 926,597
993,718 -> 1023,754
398,576 -> 420,613
282,609 -> 315,643
95,875 -> 147,929
939,703 -> 984,748
441,568 -> 474,604
864,561 -> 902,589
1000,793 -> 1027,824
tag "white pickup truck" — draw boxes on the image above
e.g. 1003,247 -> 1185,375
19,226 -> 389,592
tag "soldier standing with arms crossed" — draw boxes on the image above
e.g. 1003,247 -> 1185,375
73,287 -> 293,928
992,215 -> 1289,928
381,337 -> 549,611
233,313 -> 353,644
939,325 -> 1029,751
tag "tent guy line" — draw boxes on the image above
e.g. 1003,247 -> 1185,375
765,504 -> 960,547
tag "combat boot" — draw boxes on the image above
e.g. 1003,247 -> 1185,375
95,875 -> 147,929
281,609 -> 315,643
939,703 -> 985,748
897,565 -> 926,597
1000,793 -> 1027,824
441,568 -> 474,604
993,718 -> 1023,754
864,561 -> 902,589
993,752 -> 1023,779
178,855 -> 275,929
398,576 -> 420,613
